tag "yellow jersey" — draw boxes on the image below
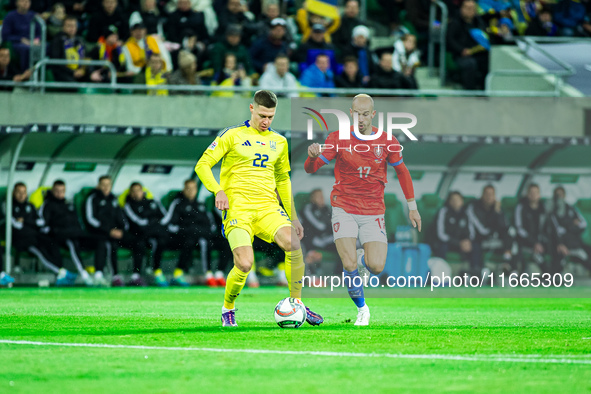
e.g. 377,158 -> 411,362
196,120 -> 290,210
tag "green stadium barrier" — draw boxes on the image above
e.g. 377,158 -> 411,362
161,190 -> 181,209
384,194 -> 407,242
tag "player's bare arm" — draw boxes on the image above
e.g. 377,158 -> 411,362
407,198 -> 422,232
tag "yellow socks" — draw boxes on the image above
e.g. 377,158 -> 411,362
223,266 -> 249,310
285,248 -> 304,299
173,268 -> 184,278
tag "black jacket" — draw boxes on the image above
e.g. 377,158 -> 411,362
123,195 -> 166,234
87,8 -> 130,42
160,192 -> 215,234
465,199 -> 510,243
39,191 -> 82,233
165,9 -> 209,44
433,204 -> 471,247
447,16 -> 487,58
301,202 -> 332,239
84,189 -> 128,236
514,198 -> 546,246
332,16 -> 365,51
369,67 -> 401,89
50,32 -> 86,82
4,199 -> 42,238
546,200 -> 587,248
335,70 -> 364,88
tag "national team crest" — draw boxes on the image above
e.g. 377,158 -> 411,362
333,222 -> 340,232
374,146 -> 384,158
270,141 -> 276,150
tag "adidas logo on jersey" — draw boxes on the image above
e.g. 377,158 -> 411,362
242,140 -> 252,146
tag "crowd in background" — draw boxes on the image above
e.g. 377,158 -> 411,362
2,0 -> 591,93
301,184 -> 591,280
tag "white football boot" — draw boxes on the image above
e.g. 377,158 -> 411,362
354,304 -> 370,326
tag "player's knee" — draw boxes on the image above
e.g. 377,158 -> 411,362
232,246 -> 254,273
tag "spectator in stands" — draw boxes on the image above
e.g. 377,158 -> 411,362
525,9 -> 558,36
216,0 -> 253,40
300,189 -> 336,274
405,0 -> 431,56
84,176 -> 129,287
89,26 -> 131,83
170,28 -> 208,70
466,185 -> 514,276
211,52 -> 252,96
295,23 -> 335,64
134,52 -> 169,95
1,0 -> 41,71
210,24 -> 253,74
258,53 -> 298,97
87,0 -> 130,43
129,0 -> 161,36
123,182 -> 169,286
392,33 -> 420,90
46,2 -> 66,41
521,0 -> 543,22
249,17 -> 290,74
0,47 -> 31,91
295,1 -> 341,44
335,56 -> 363,88
4,182 -> 71,284
339,25 -> 372,85
514,183 -> 547,272
161,179 -> 231,286
50,16 -> 87,82
165,0 -> 209,44
332,0 -> 364,52
553,0 -> 586,36
369,52 -> 402,89
377,0 -> 406,36
168,50 -> 201,94
123,22 -> 167,75
432,191 -> 472,262
546,186 -> 591,274
62,0 -> 98,19
39,180 -> 93,286
247,1 -> 294,45
299,53 -> 335,91
489,17 -> 516,45
447,0 -> 489,90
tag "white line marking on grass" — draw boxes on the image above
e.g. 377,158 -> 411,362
1,340 -> 591,365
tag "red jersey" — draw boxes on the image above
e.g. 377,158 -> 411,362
304,126 -> 408,215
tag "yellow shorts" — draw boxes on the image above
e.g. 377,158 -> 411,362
222,204 -> 292,248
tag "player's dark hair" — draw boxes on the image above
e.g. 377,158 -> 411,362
253,90 -> 277,108
527,183 -> 540,191
184,178 -> 197,186
310,188 -> 322,196
12,182 -> 26,196
99,175 -> 111,183
53,179 -> 66,187
130,182 -> 143,190
553,186 -> 565,197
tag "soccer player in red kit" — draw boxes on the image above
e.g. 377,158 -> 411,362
304,94 -> 421,326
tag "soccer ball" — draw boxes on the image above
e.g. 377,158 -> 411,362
274,297 -> 307,328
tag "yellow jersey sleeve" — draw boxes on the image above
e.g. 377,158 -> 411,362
195,130 -> 234,196
274,138 -> 291,175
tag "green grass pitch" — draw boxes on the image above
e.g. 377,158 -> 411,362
1,288 -> 590,393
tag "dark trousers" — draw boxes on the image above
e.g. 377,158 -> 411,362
548,242 -> 591,275
130,226 -> 169,273
455,53 -> 489,90
432,241 -> 469,261
90,231 -> 137,275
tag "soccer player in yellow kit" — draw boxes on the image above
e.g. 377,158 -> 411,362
195,90 -> 324,327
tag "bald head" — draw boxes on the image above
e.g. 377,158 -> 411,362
350,94 -> 375,134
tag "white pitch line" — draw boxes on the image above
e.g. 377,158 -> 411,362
1,340 -> 590,365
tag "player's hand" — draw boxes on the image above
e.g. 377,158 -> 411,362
215,190 -> 230,211
292,219 -> 304,240
409,210 -> 422,232
110,228 -> 123,239
308,143 -> 321,159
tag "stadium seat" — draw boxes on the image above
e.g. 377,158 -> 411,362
118,186 -> 154,207
416,193 -> 443,242
73,187 -> 95,231
161,190 -> 181,209
29,186 -> 51,209
575,199 -> 591,246
384,194 -> 408,242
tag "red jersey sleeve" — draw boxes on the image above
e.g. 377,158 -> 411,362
386,137 -> 403,167
304,132 -> 338,173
